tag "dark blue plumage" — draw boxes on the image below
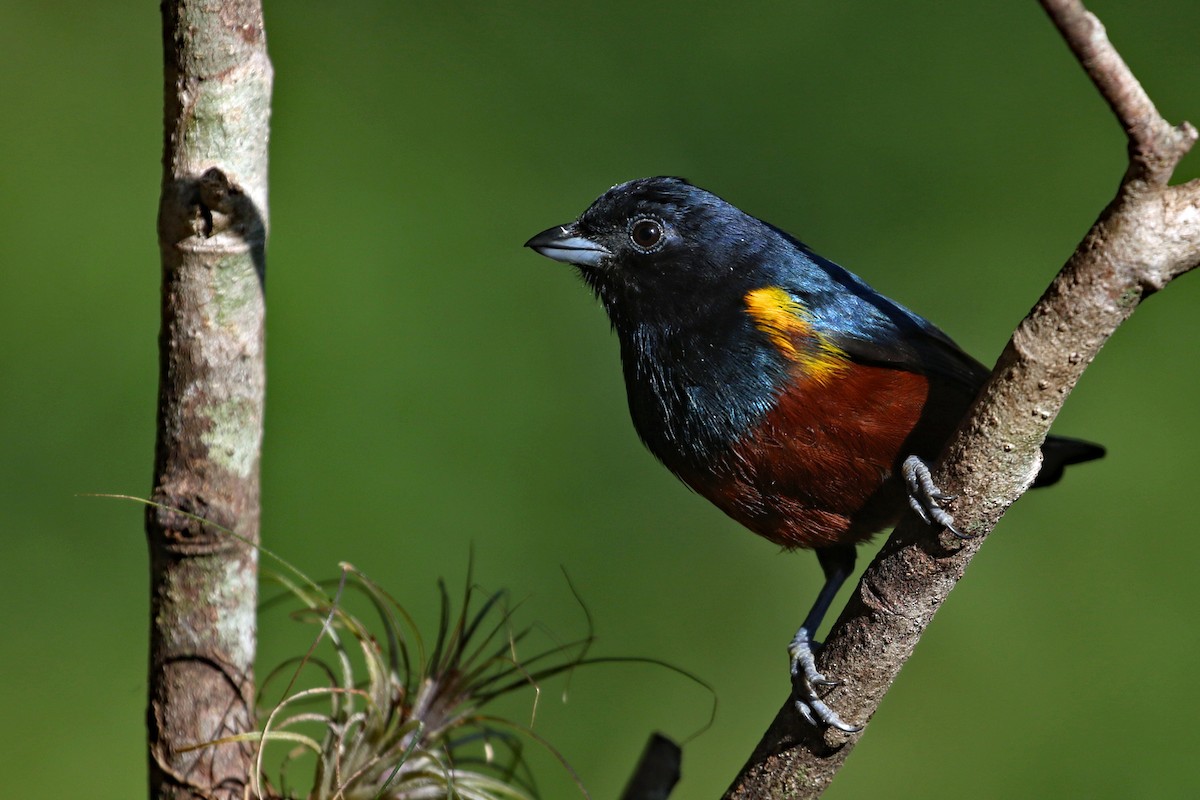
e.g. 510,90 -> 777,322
526,176 -> 1104,730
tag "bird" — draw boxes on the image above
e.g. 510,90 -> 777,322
524,176 -> 1104,731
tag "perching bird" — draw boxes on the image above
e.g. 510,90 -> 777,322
525,177 -> 1103,730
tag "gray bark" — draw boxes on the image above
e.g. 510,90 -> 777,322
147,2 -> 272,798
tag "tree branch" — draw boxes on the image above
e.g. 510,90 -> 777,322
621,733 -> 683,800
724,2 -> 1200,796
1041,0 -> 1196,185
147,2 -> 272,798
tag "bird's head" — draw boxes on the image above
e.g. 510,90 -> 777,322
525,177 -> 777,327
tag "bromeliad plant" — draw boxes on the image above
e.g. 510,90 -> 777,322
239,561 -> 592,800
108,496 -> 706,798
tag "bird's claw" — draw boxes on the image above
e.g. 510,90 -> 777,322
902,455 -> 968,539
789,628 -> 861,733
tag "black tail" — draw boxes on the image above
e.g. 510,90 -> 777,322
1033,435 -> 1106,488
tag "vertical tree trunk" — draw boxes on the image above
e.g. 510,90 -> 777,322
147,2 -> 272,798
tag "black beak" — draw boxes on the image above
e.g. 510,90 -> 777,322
524,223 -> 611,267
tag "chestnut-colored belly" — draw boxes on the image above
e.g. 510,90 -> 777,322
675,363 -> 963,549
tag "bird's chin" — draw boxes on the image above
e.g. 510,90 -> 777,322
524,225 -> 611,268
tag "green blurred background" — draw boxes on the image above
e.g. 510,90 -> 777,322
3,1 -> 1199,797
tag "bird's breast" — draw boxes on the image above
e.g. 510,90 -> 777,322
615,288 -> 969,550
670,362 -> 944,549
619,318 -> 790,465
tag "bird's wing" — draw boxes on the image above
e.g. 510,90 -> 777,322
832,319 -> 990,394
780,245 -> 992,393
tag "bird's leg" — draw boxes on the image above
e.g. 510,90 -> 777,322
789,544 -> 861,732
902,454 -> 964,538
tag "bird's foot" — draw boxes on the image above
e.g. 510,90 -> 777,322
902,455 -> 967,539
788,627 -> 861,733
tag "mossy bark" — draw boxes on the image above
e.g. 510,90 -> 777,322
147,2 -> 272,798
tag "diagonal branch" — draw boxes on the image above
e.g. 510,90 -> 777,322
724,2 -> 1200,796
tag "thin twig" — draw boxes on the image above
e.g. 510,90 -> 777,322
1040,0 -> 1197,185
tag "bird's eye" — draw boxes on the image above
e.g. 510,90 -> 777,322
629,218 -> 665,252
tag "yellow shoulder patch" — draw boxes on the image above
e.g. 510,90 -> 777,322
744,287 -> 849,383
